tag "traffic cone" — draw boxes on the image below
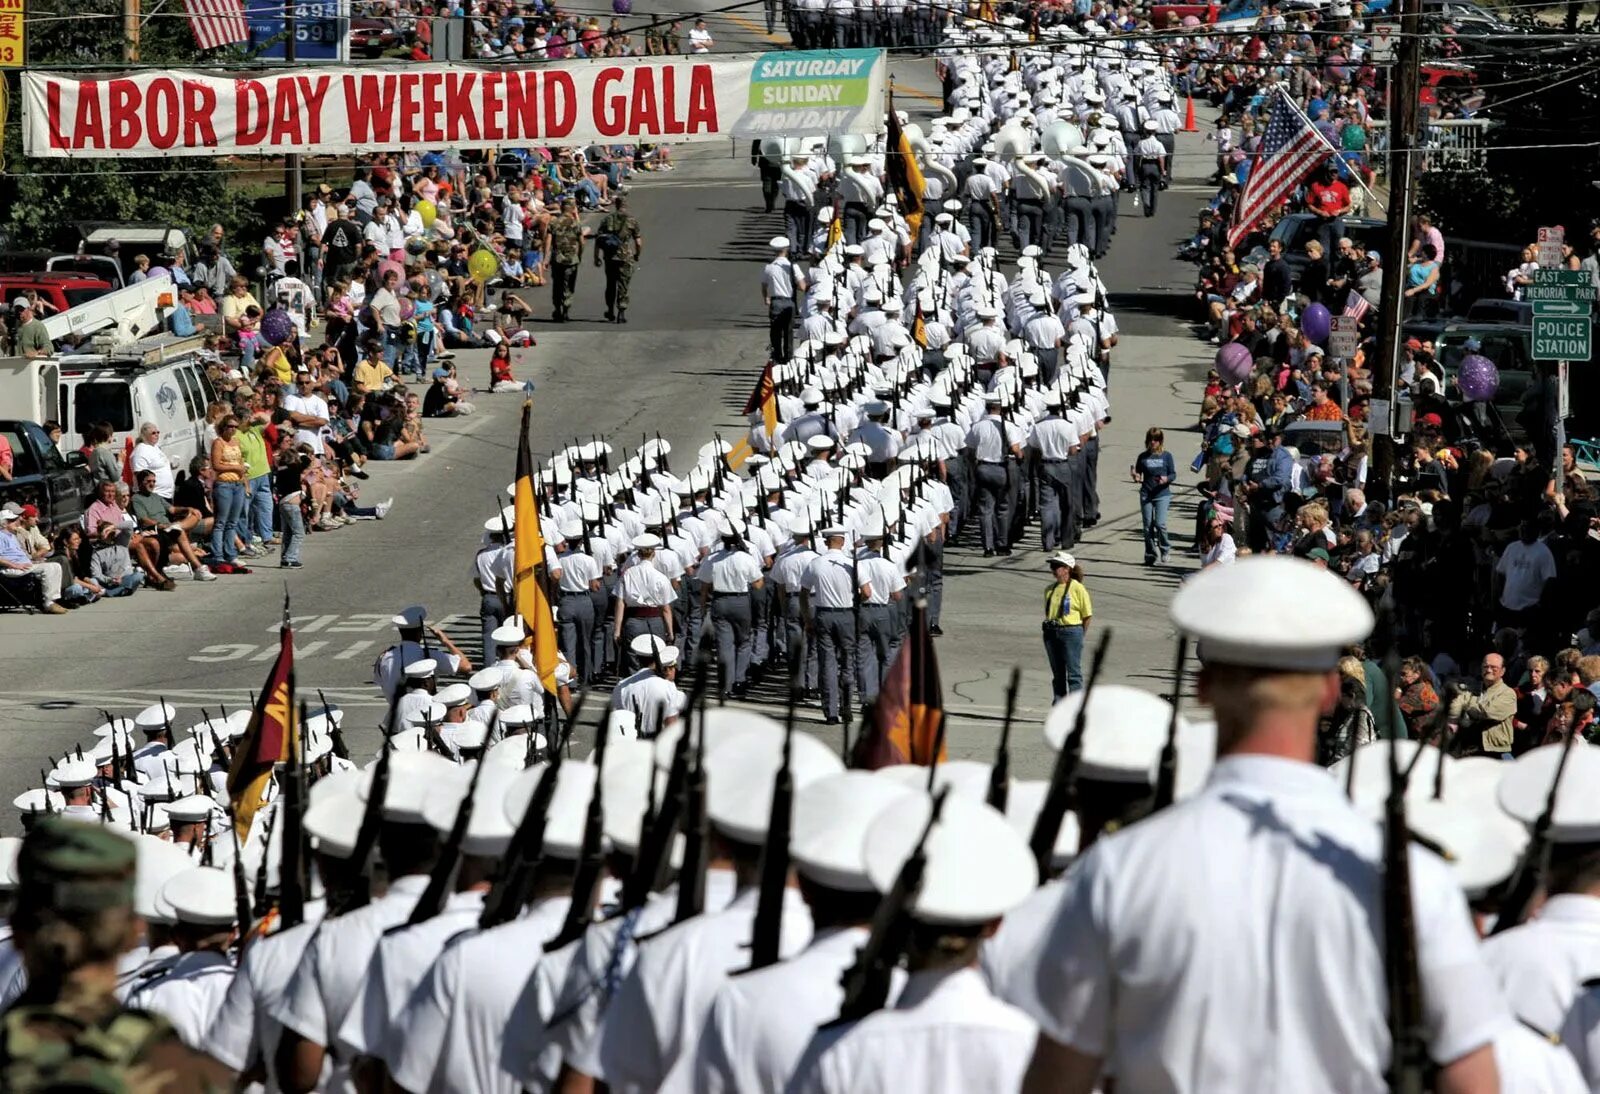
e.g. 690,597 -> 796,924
1183,93 -> 1199,133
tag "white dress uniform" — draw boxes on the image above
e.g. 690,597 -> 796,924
384,895 -> 574,1094
1484,895 -> 1600,1036
208,899 -> 330,1083
374,641 -> 462,701
1492,1022 -> 1587,1093
123,950 -> 236,1051
336,889 -> 487,1060
491,656 -> 541,711
612,669 -> 685,737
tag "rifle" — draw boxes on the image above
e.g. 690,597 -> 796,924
108,728 -> 124,793
1150,637 -> 1190,812
844,534 -> 861,739
747,673 -> 801,970
544,694 -> 613,952
827,787 -> 951,1027
1489,721 -> 1581,935
228,808 -> 254,959
252,810 -> 277,918
406,753 -> 489,927
1382,728 -> 1427,1094
338,689 -> 400,915
986,667 -> 1021,812
477,755 -> 563,929
316,689 -> 351,761
278,701 -> 309,929
160,697 -> 176,747
496,495 -> 517,619
624,645 -> 712,910
673,637 -> 716,925
1029,629 -> 1112,878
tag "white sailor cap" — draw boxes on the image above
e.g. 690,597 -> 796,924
1406,793 -> 1526,899
400,702 -> 447,731
1021,244 -> 1043,259
161,866 -> 237,927
1499,743 -> 1600,842
632,533 -> 662,551
484,728 -> 548,769
133,703 -> 177,731
404,659 -> 438,680
503,760 -> 596,859
1004,779 -> 1081,868
864,792 -> 1038,925
769,235 -> 792,250
469,667 -> 502,693
490,621 -> 527,646
301,768 -> 366,859
358,751 -> 458,824
1043,684 -> 1179,784
818,525 -> 848,540
422,762 -> 519,855
53,758 -> 98,790
877,760 -> 993,802
133,835 -> 197,922
165,794 -> 218,825
499,703 -> 539,729
1170,556 -> 1374,672
652,708 -> 777,775
13,788 -> 63,814
601,741 -> 672,856
935,212 -> 955,226
392,606 -> 427,628
437,682 -> 474,709
790,771 -> 913,891
1143,118 -> 1159,131
705,722 -> 845,845
806,435 -> 835,453
975,304 -> 1000,319
1328,740 -> 1457,815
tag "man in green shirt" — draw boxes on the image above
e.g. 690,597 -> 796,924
548,199 -> 589,323
235,411 -> 274,554
130,469 -> 216,580
14,305 -> 52,359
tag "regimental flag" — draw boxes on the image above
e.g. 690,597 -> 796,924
825,197 -> 844,251
514,401 -> 562,693
885,94 -> 926,243
853,598 -> 945,770
1344,289 -> 1372,322
183,0 -> 250,50
1227,88 -> 1334,250
742,360 -> 780,439
227,597 -> 296,841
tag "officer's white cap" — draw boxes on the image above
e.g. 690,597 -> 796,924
1328,740 -> 1456,815
92,716 -> 138,739
393,606 -> 427,627
469,668 -> 502,692
935,212 -> 954,225
436,682 -> 474,710
1143,118 -> 1159,131
13,788 -> 62,814
134,836 -> 197,921
1043,684 -> 1179,784
877,760 -> 993,801
303,768 -> 366,858
864,792 -> 1038,925
1004,779 -> 1081,868
1499,743 -> 1600,842
53,758 -> 98,789
500,703 -> 539,728
801,386 -> 825,404
806,435 -> 835,453
400,702 -> 447,730
404,659 -> 437,680
1021,244 -> 1043,258
421,762 -> 519,854
705,722 -> 845,845
791,772 -> 913,891
1170,556 -> 1374,672
358,751 -> 457,824
165,794 -> 217,824
819,524 -> 848,540
769,235 -> 792,250
976,304 -> 1000,319
134,702 -> 177,730
652,708 -> 777,774
632,533 -> 662,550
491,622 -> 526,646
504,760 -> 596,858
161,866 -> 237,927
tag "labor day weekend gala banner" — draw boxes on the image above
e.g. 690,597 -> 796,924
22,50 -> 886,158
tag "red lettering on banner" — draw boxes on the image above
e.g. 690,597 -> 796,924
504,72 -> 540,141
183,79 -> 218,147
444,72 -> 479,142
344,74 -> 397,144
629,68 -> 660,136
236,80 -> 270,147
108,80 -> 140,150
295,76 -> 330,145
145,78 -> 179,149
269,77 -> 303,146
661,65 -> 684,135
46,82 -> 69,149
481,71 -> 504,141
593,68 -> 624,137
398,73 -> 421,144
420,72 -> 444,143
72,82 -> 104,150
687,65 -> 717,134
545,72 -> 575,138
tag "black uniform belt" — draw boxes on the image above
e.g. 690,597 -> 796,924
712,590 -> 748,599
1042,458 -> 1070,464
626,606 -> 666,618
815,606 -> 853,613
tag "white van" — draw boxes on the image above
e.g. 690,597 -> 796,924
56,351 -> 220,475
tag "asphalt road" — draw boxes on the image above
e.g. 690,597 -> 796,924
0,51 -> 1221,817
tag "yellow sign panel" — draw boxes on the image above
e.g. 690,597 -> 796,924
0,0 -> 22,68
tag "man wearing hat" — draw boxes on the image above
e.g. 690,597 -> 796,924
763,236 -> 808,364
699,515 -> 766,701
124,866 -> 237,1051
1018,557 -> 1505,1093
0,504 -> 66,613
0,819 -> 232,1088
372,606 -> 472,702
807,526 -> 865,725
967,394 -> 1026,557
475,518 -> 515,665
1132,120 -> 1168,215
614,535 -> 678,674
554,523 -> 604,684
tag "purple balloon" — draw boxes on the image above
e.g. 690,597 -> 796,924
260,308 -> 296,347
1458,354 -> 1500,402
1300,302 -> 1332,345
1216,341 -> 1254,385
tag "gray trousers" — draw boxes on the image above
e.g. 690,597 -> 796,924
591,576 -> 616,676
479,592 -> 504,666
1082,436 -> 1102,523
858,603 -> 897,703
620,611 -> 669,676
559,592 -> 596,684
710,594 -> 754,696
814,608 -> 857,720
974,462 -> 1010,551
782,592 -> 819,690
1039,461 -> 1076,550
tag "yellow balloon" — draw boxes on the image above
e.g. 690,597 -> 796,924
469,248 -> 499,283
416,198 -> 437,229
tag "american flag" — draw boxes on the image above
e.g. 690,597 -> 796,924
1343,289 -> 1371,322
1227,89 -> 1334,250
183,0 -> 250,50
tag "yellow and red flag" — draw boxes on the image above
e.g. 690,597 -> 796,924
227,596 -> 296,840
853,599 -> 945,769
885,93 -> 926,242
514,401 -> 562,693
742,360 -> 780,440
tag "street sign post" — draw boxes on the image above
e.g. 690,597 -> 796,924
1533,316 -> 1591,362
1529,269 -> 1595,313
1538,226 -> 1566,270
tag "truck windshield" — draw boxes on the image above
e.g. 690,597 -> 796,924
63,287 -> 112,308
73,382 -> 133,435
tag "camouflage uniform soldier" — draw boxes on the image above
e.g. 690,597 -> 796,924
595,196 -> 644,324
0,817 -> 232,1092
548,199 -> 587,323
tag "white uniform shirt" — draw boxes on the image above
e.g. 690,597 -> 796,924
595,886 -> 812,1092
124,949 -> 236,1052
771,544 -> 819,591
1028,415 -> 1080,460
763,257 -> 800,302
337,889 -> 486,1059
701,547 -> 763,594
208,899 -> 329,1082
966,415 -> 1022,464
612,670 -> 685,736
491,657 -> 541,710
1483,894 -> 1600,1036
475,545 -> 513,595
385,895 -> 574,1094
1492,1022 -> 1587,1093
373,642 -> 462,702
556,550 -> 603,594
805,549 -> 858,610
790,966 -> 1036,1094
1017,755 -> 1507,1093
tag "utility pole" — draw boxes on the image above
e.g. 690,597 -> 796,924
285,3 -> 303,216
123,0 -> 140,62
1369,0 -> 1423,499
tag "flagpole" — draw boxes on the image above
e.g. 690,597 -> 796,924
1278,90 -> 1382,211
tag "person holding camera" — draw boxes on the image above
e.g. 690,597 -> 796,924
1041,551 -> 1093,699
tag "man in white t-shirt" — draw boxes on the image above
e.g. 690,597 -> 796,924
282,371 -> 331,455
688,18 -> 714,51
129,423 -> 179,499
1494,519 -> 1556,620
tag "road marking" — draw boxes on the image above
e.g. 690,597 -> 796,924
334,641 -> 375,661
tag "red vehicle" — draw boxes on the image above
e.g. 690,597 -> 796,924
0,273 -> 114,317
1419,62 -> 1480,108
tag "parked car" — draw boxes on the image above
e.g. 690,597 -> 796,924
0,419 -> 93,531
350,18 -> 403,57
1464,298 -> 1534,326
0,273 -> 114,316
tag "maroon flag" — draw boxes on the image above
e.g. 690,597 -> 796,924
851,600 -> 945,770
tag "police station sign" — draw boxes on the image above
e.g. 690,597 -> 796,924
21,50 -> 887,158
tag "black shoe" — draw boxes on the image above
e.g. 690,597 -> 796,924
604,309 -> 615,321
352,468 -> 370,480
982,549 -> 995,557
617,312 -> 627,323
998,547 -> 1012,556
282,560 -> 304,569
929,625 -> 944,637
824,715 -> 841,725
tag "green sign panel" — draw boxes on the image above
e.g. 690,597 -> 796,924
1533,269 -> 1591,287
1533,315 -> 1592,361
1529,269 -> 1595,312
